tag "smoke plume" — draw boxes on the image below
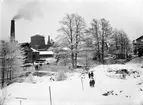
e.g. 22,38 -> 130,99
12,1 -> 43,20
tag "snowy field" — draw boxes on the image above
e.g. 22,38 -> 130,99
1,60 -> 143,105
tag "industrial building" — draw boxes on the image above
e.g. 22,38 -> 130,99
20,43 -> 40,63
30,35 -> 54,50
133,35 -> 143,57
9,19 -> 55,63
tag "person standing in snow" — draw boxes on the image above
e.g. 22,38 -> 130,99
90,71 -> 94,78
91,78 -> 95,87
88,72 -> 91,79
89,79 -> 92,87
89,78 -> 95,87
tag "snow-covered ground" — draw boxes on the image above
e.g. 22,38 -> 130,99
1,60 -> 143,105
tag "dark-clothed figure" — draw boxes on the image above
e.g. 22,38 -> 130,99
90,71 -> 94,78
88,72 -> 91,79
89,79 -> 92,87
89,78 -> 95,87
91,79 -> 95,87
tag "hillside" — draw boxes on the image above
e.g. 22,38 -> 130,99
1,61 -> 143,105
126,56 -> 143,68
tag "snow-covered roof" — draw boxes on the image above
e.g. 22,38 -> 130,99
39,51 -> 54,55
31,34 -> 44,38
62,47 -> 70,51
136,35 -> 143,41
31,48 -> 39,52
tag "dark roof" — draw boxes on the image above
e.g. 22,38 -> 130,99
19,42 -> 31,48
31,34 -> 44,38
136,35 -> 143,41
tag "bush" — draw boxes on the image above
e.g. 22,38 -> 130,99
0,87 -> 9,105
56,71 -> 67,81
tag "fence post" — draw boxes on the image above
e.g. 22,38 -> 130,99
15,97 -> 27,105
49,86 -> 52,105
81,77 -> 84,91
20,100 -> 22,105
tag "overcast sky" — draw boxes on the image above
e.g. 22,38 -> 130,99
0,0 -> 143,43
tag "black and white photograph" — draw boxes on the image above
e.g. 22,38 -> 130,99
0,0 -> 143,105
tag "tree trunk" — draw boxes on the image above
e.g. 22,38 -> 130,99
74,42 -> 78,69
71,49 -> 74,69
70,28 -> 74,69
97,42 -> 100,61
7,71 -> 9,82
101,31 -> 104,64
1,42 -> 6,88
115,35 -> 118,50
74,53 -> 77,68
95,27 -> 101,62
10,70 -> 12,81
74,29 -> 79,69
1,69 -> 5,88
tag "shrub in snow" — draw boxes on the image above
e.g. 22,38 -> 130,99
27,73 -> 34,83
102,90 -> 114,96
0,87 -> 10,105
107,65 -> 141,79
56,71 -> 67,81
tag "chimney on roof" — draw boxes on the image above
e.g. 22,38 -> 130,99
47,36 -> 51,45
47,36 -> 51,49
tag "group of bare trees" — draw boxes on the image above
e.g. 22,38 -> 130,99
110,29 -> 132,59
0,40 -> 24,89
55,13 -> 132,68
86,18 -> 113,63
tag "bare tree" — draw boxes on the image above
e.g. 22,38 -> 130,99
51,42 -> 69,66
0,40 -> 6,88
58,13 -> 75,68
108,28 -> 120,60
87,18 -> 112,64
59,14 -> 74,67
74,14 -> 86,68
88,19 -> 101,61
110,29 -> 131,59
0,41 -> 24,88
57,13 -> 86,68
118,30 -> 131,59
100,18 -> 112,64
80,37 -> 93,70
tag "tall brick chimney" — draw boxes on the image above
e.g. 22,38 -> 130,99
47,35 -> 51,49
47,36 -> 50,45
10,20 -> 15,42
